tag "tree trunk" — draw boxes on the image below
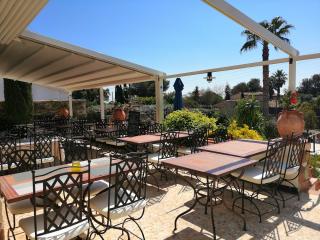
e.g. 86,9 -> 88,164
262,41 -> 270,116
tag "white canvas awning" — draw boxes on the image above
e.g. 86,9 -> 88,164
0,31 -> 165,91
0,0 -> 48,45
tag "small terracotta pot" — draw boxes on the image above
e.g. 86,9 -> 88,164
277,110 -> 305,137
57,108 -> 69,118
112,108 -> 126,121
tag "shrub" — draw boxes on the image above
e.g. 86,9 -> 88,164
164,109 -> 217,131
263,118 -> 279,139
227,120 -> 263,140
310,154 -> 320,178
298,102 -> 318,130
135,96 -> 156,105
234,98 -> 264,133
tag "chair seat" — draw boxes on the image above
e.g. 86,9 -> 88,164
19,207 -> 89,240
177,147 -> 191,155
147,153 -> 175,164
231,166 -> 280,185
91,188 -> 147,220
280,164 -> 300,178
151,143 -> 160,152
36,157 -> 55,165
84,180 -> 109,196
7,199 -> 36,215
7,194 -> 56,215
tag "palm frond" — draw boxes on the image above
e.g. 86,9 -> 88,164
240,39 -> 258,53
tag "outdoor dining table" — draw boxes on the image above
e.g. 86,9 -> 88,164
118,132 -> 190,146
198,139 -> 269,160
0,157 -> 113,204
162,151 -> 256,239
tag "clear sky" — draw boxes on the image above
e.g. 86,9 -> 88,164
28,0 -> 320,96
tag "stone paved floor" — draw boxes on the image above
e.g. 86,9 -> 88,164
3,177 -> 320,240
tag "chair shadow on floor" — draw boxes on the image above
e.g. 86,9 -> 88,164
172,191 -> 320,240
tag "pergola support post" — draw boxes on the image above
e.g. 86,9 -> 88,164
99,87 -> 105,120
288,58 -> 296,91
68,91 -> 73,118
155,76 -> 164,122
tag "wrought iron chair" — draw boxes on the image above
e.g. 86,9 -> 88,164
33,133 -> 55,167
177,127 -> 208,155
89,152 -> 148,239
147,131 -> 179,188
231,138 -> 288,222
19,162 -> 91,240
61,138 -> 109,197
0,136 -> 17,175
277,134 -> 306,207
3,148 -> 41,240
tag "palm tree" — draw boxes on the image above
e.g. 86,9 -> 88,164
240,16 -> 294,115
270,69 -> 287,98
270,69 -> 287,113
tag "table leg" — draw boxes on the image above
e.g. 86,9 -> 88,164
173,174 -> 198,233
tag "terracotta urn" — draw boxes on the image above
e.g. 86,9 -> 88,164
112,108 -> 126,121
57,107 -> 69,118
277,110 -> 305,137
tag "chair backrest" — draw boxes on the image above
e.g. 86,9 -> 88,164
107,153 -> 147,217
0,136 -> 17,174
62,139 -> 90,163
261,138 -> 288,183
159,131 -> 179,160
32,161 -> 90,239
190,127 -> 208,153
3,149 -> 37,174
284,134 -> 306,173
148,123 -> 163,134
33,134 -> 53,160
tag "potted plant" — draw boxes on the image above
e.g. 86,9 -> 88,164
277,91 -> 305,137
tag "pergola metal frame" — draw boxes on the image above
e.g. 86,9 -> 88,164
0,0 -> 319,122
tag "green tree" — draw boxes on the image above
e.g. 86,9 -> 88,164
247,78 -> 262,92
73,88 -> 110,103
129,80 -> 170,97
298,74 -> 320,96
192,86 -> 200,102
164,92 -> 175,105
225,84 -> 231,100
115,85 -> 126,104
231,82 -> 248,95
198,88 -> 223,105
270,70 -> 287,97
4,78 -> 33,124
240,16 -> 294,115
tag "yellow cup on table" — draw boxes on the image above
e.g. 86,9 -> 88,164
71,161 -> 81,172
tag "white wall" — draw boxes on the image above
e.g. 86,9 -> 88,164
0,78 -> 68,101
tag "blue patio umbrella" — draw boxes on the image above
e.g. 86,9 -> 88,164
173,78 -> 184,110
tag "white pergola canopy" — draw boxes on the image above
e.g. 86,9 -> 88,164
0,31 -> 165,91
0,0 -> 48,45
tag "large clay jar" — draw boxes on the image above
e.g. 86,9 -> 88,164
57,108 -> 69,118
112,108 -> 126,121
277,110 -> 305,137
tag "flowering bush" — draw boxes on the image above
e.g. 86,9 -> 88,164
281,91 -> 299,110
164,109 -> 217,131
227,120 -> 263,140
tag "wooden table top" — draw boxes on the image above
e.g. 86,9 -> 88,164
198,139 -> 269,158
0,157 -> 114,203
162,151 -> 256,177
118,132 -> 189,145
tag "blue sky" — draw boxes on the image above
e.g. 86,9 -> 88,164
28,0 -> 320,95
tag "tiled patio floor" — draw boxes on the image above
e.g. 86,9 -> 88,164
4,177 -> 320,240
